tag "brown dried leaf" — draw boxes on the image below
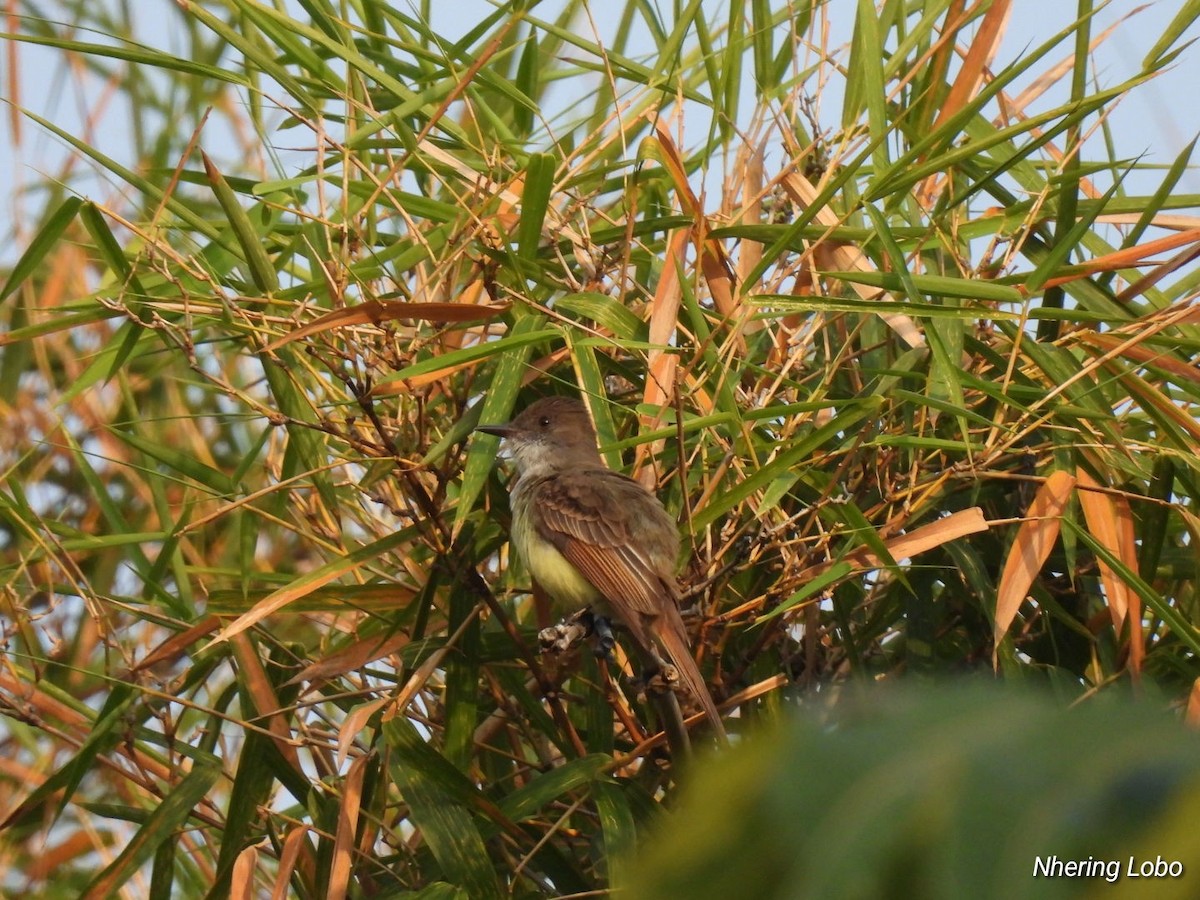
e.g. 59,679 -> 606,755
993,470 -> 1076,666
733,508 -> 991,626
328,752 -> 369,900
231,845 -> 259,900
292,630 -> 413,689
1077,331 -> 1200,387
1076,469 -> 1143,676
337,697 -> 390,770
272,825 -> 314,900
636,229 -> 687,486
735,140 -> 766,295
1036,227 -> 1200,292
1075,470 -> 1134,630
935,1 -> 1010,128
651,121 -> 739,317
263,300 -> 510,352
130,616 -> 220,674
780,171 -> 924,348
230,633 -> 303,771
885,507 -> 988,561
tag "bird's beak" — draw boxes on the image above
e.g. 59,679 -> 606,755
475,422 -> 514,438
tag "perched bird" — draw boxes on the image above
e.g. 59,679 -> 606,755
477,396 -> 725,749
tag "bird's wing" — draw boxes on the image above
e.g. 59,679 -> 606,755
533,468 -> 727,739
531,468 -> 677,618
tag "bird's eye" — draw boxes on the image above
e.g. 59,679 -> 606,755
539,416 -> 551,427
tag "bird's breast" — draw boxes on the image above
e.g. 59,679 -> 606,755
511,477 -> 603,613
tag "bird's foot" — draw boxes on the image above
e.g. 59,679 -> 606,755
537,614 -> 589,654
648,664 -> 681,695
538,610 -> 617,663
633,664 -> 681,697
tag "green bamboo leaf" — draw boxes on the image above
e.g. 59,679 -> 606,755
816,272 -> 1024,304
201,152 -> 279,295
498,754 -> 612,822
752,294 -> 1023,319
18,109 -> 223,243
1026,177 -> 1125,296
564,333 -> 621,468
0,196 -> 82,303
869,84 -> 1131,203
749,0 -> 773,96
377,326 -> 558,389
848,0 -> 889,176
517,152 -> 556,264
691,399 -> 883,532
1143,0 -> 1200,68
2,30 -> 251,85
759,562 -> 853,622
513,30 -> 539,135
443,577 -> 482,769
0,685 -> 137,831
594,778 -> 638,886
259,349 -> 339,516
108,426 -> 236,495
82,760 -> 221,900
59,319 -> 152,405
384,719 -> 504,900
182,2 -> 322,114
1138,457 -> 1175,578
556,291 -> 647,339
57,532 -> 170,552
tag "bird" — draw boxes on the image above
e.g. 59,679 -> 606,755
476,396 -> 726,749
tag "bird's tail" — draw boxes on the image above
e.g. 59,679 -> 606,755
650,608 -> 727,742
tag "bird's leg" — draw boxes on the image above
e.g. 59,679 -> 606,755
589,613 -> 617,661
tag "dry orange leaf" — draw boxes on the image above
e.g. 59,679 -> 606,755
645,229 -> 687,409
231,846 -> 259,900
635,229 -> 688,485
1077,330 -> 1200,387
328,752 -> 369,900
263,299 -> 510,352
230,632 -> 303,770
1035,227 -> 1200,292
272,825 -> 315,900
892,507 -> 987,557
1076,469 -> 1143,677
292,629 -> 413,689
993,470 -> 1076,666
337,697 -> 391,770
938,1 -> 1008,130
131,615 -> 220,673
732,507 -> 990,625
650,121 -> 740,318
1075,469 -> 1135,630
779,171 -> 925,348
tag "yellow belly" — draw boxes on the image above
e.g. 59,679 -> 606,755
513,517 -> 602,612
509,476 -> 604,612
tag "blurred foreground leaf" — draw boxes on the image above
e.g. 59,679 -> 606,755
625,685 -> 1200,900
